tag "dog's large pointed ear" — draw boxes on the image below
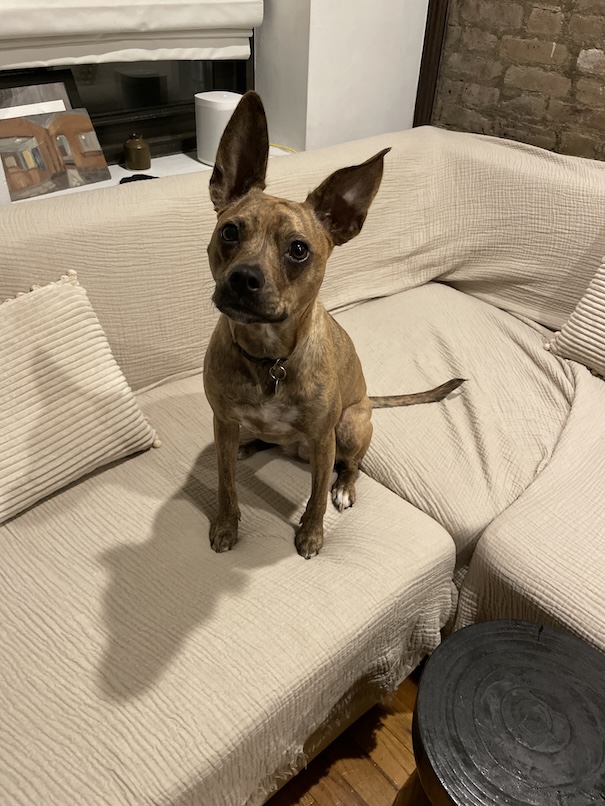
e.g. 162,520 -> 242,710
305,148 -> 391,246
209,91 -> 269,213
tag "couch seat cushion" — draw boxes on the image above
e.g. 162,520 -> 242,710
0,372 -> 454,806
333,282 -> 575,573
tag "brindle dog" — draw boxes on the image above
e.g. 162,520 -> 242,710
203,92 -> 463,558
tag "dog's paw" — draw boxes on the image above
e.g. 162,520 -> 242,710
295,523 -> 324,559
209,516 -> 239,553
331,480 -> 356,512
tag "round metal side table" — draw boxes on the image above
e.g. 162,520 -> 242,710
395,620 -> 605,805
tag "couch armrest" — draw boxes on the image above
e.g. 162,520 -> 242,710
455,363 -> 605,651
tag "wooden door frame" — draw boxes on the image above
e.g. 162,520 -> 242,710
413,0 -> 450,126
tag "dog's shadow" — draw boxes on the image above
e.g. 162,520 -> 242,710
98,441 -> 307,702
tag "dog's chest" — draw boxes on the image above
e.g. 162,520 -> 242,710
232,397 -> 302,442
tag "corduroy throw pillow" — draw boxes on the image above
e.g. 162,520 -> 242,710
0,274 -> 158,523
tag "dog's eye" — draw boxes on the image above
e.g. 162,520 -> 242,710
288,240 -> 309,261
221,223 -> 239,243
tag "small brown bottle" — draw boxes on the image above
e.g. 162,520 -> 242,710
124,133 -> 151,170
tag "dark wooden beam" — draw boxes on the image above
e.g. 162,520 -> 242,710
414,0 -> 450,126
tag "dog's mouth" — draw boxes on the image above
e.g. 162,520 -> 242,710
212,288 -> 287,325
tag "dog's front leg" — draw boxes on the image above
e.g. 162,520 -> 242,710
210,416 -> 241,553
295,430 -> 336,559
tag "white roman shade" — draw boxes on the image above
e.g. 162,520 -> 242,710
0,0 -> 263,68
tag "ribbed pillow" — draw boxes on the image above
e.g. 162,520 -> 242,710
548,259 -> 605,378
0,275 -> 158,524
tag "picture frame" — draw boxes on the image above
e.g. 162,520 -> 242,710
0,107 -> 110,202
0,69 -> 90,205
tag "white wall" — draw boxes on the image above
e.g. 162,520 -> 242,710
255,0 -> 429,152
254,0 -> 311,152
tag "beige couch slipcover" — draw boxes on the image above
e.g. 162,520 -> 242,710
1,125 -> 604,804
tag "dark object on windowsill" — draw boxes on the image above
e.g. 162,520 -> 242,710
124,133 -> 151,170
119,174 -> 158,184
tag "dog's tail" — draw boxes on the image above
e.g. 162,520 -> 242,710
371,378 -> 465,409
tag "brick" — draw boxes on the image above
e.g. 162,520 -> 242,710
495,121 -> 557,151
462,26 -> 499,53
446,50 -> 503,81
461,82 -> 500,108
504,65 -> 571,97
576,0 -> 604,11
444,23 -> 463,50
527,7 -> 564,37
577,49 -> 605,76
439,78 -> 465,104
447,0 -> 461,25
547,100 -> 577,123
560,131 -> 598,159
576,77 -> 605,106
500,93 -> 547,119
548,100 -> 605,130
440,102 -> 494,135
501,37 -> 569,67
569,15 -> 605,46
459,0 -> 524,33
432,98 -> 445,123
585,108 -> 605,130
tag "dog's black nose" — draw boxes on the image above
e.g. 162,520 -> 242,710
229,265 -> 265,294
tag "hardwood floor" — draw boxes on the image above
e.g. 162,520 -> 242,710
266,676 -> 419,806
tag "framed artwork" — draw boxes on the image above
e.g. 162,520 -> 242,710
0,108 -> 110,202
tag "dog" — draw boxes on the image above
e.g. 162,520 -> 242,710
203,92 -> 463,558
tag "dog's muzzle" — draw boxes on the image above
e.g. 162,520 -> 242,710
213,264 -> 286,324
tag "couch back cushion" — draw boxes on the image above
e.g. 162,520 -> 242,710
0,173 -> 215,391
2,126 -> 604,389
0,135 -> 402,391
264,127 -> 605,332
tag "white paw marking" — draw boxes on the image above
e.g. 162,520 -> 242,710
332,487 -> 353,512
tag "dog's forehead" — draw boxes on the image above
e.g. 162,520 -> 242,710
226,192 -> 319,236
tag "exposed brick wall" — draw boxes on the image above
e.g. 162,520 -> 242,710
432,0 -> 605,160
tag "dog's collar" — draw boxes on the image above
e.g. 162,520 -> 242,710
233,341 -> 288,393
233,340 -> 288,368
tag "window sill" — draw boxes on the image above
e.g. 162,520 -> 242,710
3,147 -> 290,205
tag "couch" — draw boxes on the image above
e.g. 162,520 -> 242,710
1,125 -> 604,806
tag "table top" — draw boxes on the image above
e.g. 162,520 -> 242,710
415,620 -> 605,805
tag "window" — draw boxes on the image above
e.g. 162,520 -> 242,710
31,145 -> 46,170
77,131 -> 102,154
67,57 -> 252,163
0,56 -> 251,165
0,0 -> 259,162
